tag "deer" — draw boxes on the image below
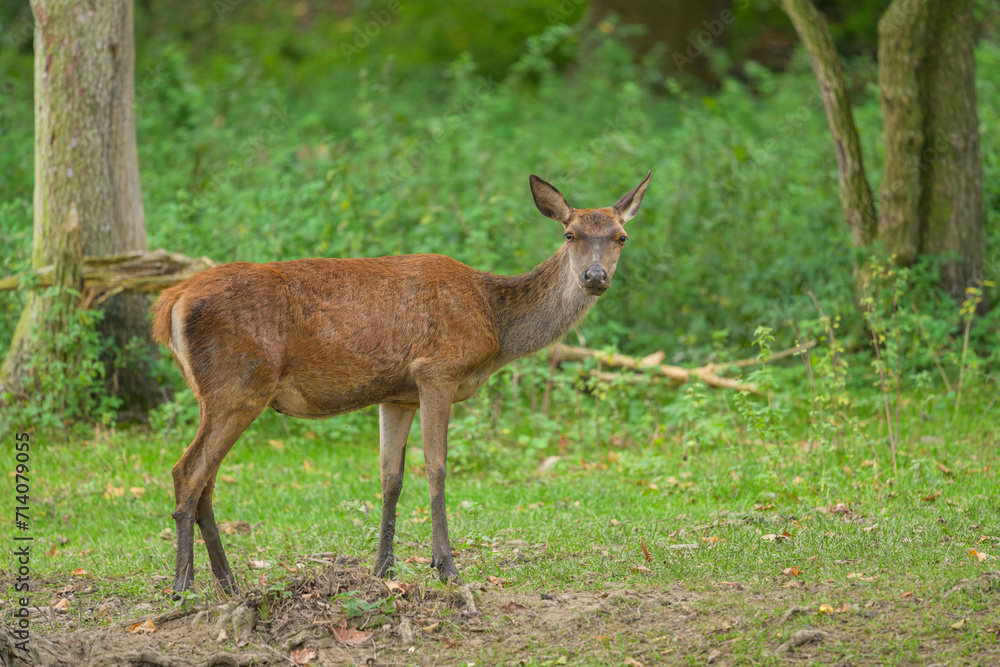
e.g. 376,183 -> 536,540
151,172 -> 651,595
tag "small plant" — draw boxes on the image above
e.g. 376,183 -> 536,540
734,325 -> 786,452
332,590 -> 395,619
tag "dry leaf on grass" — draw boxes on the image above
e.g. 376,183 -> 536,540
249,559 -> 270,569
217,629 -> 228,643
782,567 -> 802,577
218,520 -> 252,535
332,620 -> 371,646
386,580 -> 410,595
951,618 -> 966,630
631,564 -> 651,575
421,622 -> 441,634
53,598 -> 70,611
817,604 -> 834,614
923,490 -> 942,502
70,568 -> 90,576
847,572 -> 876,581
129,619 -> 156,634
486,575 -> 506,588
623,658 -> 644,667
290,648 -> 317,665
404,555 -> 433,564
640,540 -> 653,562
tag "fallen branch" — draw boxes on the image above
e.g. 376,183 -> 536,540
549,344 -> 757,392
548,342 -> 816,394
0,249 -> 215,297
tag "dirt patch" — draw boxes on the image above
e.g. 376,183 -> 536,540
3,566 -> 999,666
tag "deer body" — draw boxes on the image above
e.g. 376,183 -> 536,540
153,173 -> 650,595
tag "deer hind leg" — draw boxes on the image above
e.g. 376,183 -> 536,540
417,383 -> 460,582
171,400 -> 265,596
197,474 -> 238,595
373,403 -> 416,578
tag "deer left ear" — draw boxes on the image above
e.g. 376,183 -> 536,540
613,171 -> 651,224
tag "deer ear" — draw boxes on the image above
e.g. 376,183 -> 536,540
529,174 -> 574,225
613,171 -> 651,224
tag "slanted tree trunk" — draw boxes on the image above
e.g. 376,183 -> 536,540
779,0 -> 986,306
1,0 -> 162,412
777,0 -> 877,248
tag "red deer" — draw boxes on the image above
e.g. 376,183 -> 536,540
152,172 -> 651,595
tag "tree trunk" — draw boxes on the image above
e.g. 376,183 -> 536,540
778,0 -> 878,248
920,0 -> 985,303
876,0 -> 932,265
588,0 -> 733,84
1,0 -> 162,412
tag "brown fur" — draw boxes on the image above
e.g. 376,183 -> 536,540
153,172 -> 651,595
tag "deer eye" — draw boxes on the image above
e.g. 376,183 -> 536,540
618,235 -> 628,244
564,233 -> 575,242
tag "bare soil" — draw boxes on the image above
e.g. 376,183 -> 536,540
3,563 -> 999,666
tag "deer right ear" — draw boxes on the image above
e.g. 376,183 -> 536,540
529,174 -> 574,225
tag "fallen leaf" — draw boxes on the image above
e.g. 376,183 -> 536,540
817,604 -> 834,614
220,475 -> 238,484
631,564 -> 651,574
249,559 -> 270,569
951,618 -> 966,630
269,439 -> 284,451
302,460 -> 314,473
486,575 -> 506,588
217,629 -> 228,643
782,567 -> 802,577
129,619 -> 157,634
332,621 -> 371,646
937,462 -> 952,475
781,580 -> 803,589
421,622 -> 441,634
501,601 -> 527,611
761,534 -> 790,543
290,648 -> 317,665
754,503 -> 774,511
923,490 -> 942,502
404,555 -> 433,564
53,598 -> 70,611
701,536 -> 720,544
901,591 -> 914,598
640,540 -> 653,562
129,487 -> 145,498
70,568 -> 90,576
103,483 -> 124,499
847,572 -> 875,582
623,658 -> 644,667
47,545 -> 58,557
386,580 -> 410,595
219,521 -> 252,535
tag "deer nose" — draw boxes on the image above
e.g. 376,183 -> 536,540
583,265 -> 609,289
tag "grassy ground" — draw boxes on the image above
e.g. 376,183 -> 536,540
3,357 -> 999,665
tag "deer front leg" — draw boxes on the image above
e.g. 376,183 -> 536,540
417,384 -> 460,582
374,403 -> 416,578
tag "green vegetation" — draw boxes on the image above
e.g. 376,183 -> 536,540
1,2 -> 999,664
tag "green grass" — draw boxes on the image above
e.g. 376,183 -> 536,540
5,371 -> 999,663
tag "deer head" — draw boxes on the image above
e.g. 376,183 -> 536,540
529,171 -> 651,296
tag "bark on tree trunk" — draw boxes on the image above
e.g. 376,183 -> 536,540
1,0 -> 162,412
778,0 -> 878,249
920,0 -> 985,303
877,0 -> 932,265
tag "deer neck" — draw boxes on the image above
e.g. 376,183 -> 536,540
483,245 -> 599,366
